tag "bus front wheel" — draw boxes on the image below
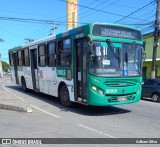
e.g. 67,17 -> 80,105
60,85 -> 72,107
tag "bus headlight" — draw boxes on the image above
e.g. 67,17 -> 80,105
91,85 -> 97,91
98,89 -> 104,95
91,85 -> 104,95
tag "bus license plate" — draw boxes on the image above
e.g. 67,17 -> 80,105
118,97 -> 126,101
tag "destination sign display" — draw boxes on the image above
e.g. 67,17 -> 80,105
93,25 -> 142,40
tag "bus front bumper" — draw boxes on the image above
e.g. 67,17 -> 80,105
87,87 -> 141,106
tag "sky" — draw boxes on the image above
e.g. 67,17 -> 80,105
0,0 -> 156,63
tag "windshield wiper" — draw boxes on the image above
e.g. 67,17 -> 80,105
106,39 -> 119,59
129,41 -> 136,49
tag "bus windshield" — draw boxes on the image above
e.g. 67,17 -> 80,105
89,41 -> 142,77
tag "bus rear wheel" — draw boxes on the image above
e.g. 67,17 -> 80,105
21,78 -> 27,92
60,85 -> 72,107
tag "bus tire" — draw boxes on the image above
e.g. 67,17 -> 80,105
21,78 -> 27,92
60,85 -> 72,107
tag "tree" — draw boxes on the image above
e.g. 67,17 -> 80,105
2,61 -> 9,72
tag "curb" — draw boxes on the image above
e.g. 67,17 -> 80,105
1,85 -> 33,113
0,103 -> 32,113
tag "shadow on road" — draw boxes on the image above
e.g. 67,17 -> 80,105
6,85 -> 131,116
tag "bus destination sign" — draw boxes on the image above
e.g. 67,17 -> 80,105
93,25 -> 142,40
101,28 -> 136,40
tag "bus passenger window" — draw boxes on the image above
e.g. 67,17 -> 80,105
24,48 -> 30,66
39,45 -> 46,66
9,52 -> 13,66
17,50 -> 23,66
47,42 -> 56,67
57,39 -> 71,66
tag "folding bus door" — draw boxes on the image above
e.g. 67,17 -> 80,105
74,39 -> 88,103
12,52 -> 19,84
30,48 -> 39,91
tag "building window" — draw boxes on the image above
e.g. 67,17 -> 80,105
57,39 -> 71,66
24,48 -> 30,66
17,50 -> 23,66
38,45 -> 46,66
47,42 -> 56,67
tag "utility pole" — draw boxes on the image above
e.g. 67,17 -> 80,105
25,38 -> 34,44
67,0 -> 78,30
151,0 -> 160,78
50,23 -> 58,36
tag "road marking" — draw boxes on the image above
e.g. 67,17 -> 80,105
30,104 -> 61,118
2,85 -> 28,103
77,124 -> 117,138
2,85 -> 60,118
2,85 -> 32,113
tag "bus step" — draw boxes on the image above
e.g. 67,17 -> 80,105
76,101 -> 88,106
34,89 -> 39,93
77,97 -> 87,105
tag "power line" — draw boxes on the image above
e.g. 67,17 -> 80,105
115,0 -> 156,23
79,0 -> 120,19
57,0 -> 147,21
125,22 -> 154,26
119,4 -> 155,25
0,27 -> 25,38
93,0 -> 151,9
0,16 -> 88,25
79,0 -> 109,17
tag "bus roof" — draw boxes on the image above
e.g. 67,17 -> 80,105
56,22 -> 140,38
9,35 -> 55,52
22,35 -> 55,48
8,46 -> 22,52
9,23 -> 141,52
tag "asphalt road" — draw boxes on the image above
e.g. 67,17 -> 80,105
0,78 -> 160,146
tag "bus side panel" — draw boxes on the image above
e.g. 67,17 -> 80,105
17,66 -> 23,85
38,66 -> 58,97
10,66 -> 16,83
23,66 -> 33,90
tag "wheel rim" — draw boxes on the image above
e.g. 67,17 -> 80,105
152,94 -> 159,102
62,91 -> 69,103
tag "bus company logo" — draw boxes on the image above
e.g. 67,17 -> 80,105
57,70 -> 66,77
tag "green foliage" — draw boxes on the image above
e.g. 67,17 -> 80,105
1,61 -> 9,72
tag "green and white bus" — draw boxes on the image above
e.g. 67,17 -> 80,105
9,23 -> 144,107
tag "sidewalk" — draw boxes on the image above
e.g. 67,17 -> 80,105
0,75 -> 32,113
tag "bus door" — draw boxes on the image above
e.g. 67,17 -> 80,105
30,47 -> 39,91
12,52 -> 19,84
74,39 -> 88,103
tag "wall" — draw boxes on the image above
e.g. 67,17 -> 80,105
143,32 -> 160,78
